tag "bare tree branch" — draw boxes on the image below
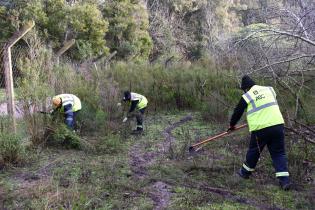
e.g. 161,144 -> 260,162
285,126 -> 315,145
249,54 -> 315,73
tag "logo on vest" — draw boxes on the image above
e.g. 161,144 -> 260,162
255,94 -> 265,101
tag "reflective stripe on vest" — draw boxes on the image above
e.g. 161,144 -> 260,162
243,87 -> 278,115
131,92 -> 148,110
242,85 -> 284,132
55,94 -> 82,113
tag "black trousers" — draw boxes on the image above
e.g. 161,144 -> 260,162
129,108 -> 146,130
64,111 -> 79,130
241,124 -> 289,182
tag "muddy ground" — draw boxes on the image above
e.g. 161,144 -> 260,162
0,112 -> 314,209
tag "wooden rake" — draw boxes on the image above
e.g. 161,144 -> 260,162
189,124 -> 247,153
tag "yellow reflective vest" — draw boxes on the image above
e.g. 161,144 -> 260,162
242,85 -> 284,132
53,94 -> 82,113
131,92 -> 148,110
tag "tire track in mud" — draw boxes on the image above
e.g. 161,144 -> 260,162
129,115 -> 193,210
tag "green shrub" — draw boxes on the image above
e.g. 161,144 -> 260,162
103,0 -> 152,61
49,124 -> 82,149
105,62 -> 242,120
200,101 -> 229,122
0,116 -> 11,133
76,103 -> 106,134
0,132 -> 25,165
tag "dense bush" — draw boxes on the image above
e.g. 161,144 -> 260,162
107,62 -> 240,112
0,132 -> 25,165
14,36 -> 314,147
103,0 -> 152,61
49,124 -> 81,149
8,0 -> 109,60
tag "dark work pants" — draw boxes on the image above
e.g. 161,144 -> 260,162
129,108 -> 146,130
64,111 -> 78,130
241,124 -> 289,183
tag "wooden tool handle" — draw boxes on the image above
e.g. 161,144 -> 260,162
190,124 -> 247,148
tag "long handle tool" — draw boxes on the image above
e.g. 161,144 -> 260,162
39,111 -> 51,114
189,124 -> 247,153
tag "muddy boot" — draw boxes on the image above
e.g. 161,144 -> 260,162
131,127 -> 143,135
238,168 -> 251,179
131,130 -> 143,135
279,177 -> 291,191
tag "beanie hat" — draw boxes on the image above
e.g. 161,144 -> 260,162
123,91 -> 131,101
241,75 -> 255,91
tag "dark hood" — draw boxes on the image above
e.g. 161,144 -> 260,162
241,75 -> 255,91
123,91 -> 131,101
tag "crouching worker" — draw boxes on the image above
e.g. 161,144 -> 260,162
51,94 -> 82,130
228,75 -> 291,190
122,91 -> 148,134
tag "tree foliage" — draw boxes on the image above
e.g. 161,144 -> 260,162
103,0 -> 152,61
6,0 -> 109,59
0,6 -> 16,45
0,0 -> 314,73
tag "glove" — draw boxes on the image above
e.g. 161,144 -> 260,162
227,125 -> 235,132
122,117 -> 128,123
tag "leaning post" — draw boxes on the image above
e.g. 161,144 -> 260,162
4,20 -> 35,133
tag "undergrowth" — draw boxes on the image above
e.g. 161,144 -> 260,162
0,132 -> 25,166
1,113 -> 314,209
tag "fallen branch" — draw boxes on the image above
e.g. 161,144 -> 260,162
285,126 -> 315,144
291,119 -> 315,135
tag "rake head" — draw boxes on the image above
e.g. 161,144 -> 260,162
188,146 -> 195,153
188,146 -> 202,155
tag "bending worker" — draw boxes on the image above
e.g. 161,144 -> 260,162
228,75 -> 291,190
122,91 -> 148,133
52,94 -> 82,130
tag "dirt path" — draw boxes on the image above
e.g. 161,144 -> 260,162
129,115 -> 193,210
129,114 -> 287,210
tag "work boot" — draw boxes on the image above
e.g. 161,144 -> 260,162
279,178 -> 291,191
280,182 -> 291,191
238,169 -> 250,179
131,127 -> 143,135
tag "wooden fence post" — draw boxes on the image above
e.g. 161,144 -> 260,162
4,20 -> 35,133
56,39 -> 75,64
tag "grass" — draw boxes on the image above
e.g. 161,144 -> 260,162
1,112 -> 314,209
0,89 -> 5,102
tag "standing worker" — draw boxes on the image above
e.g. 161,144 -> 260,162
122,91 -> 148,134
228,75 -> 291,190
52,94 -> 82,130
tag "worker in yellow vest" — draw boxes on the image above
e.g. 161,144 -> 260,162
122,91 -> 148,134
228,75 -> 291,190
52,94 -> 82,130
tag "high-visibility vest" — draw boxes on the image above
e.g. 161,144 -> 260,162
53,94 -> 82,113
242,85 -> 284,132
131,92 -> 148,110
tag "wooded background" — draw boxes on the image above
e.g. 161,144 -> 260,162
0,1 -> 315,209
